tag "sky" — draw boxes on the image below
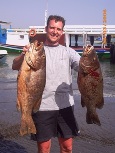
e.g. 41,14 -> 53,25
0,0 -> 115,28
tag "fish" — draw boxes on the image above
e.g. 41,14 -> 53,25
17,40 -> 46,136
77,45 -> 104,126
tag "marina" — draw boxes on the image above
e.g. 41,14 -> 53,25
0,21 -> 115,60
0,0 -> 115,152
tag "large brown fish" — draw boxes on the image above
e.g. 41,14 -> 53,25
17,40 -> 46,136
77,45 -> 104,126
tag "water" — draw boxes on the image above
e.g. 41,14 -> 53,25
0,54 -> 18,81
101,61 -> 115,97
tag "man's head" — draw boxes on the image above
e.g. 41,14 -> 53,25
46,15 -> 65,29
45,15 -> 65,46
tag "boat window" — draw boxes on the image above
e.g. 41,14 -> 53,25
20,35 -> 24,39
2,34 -> 5,37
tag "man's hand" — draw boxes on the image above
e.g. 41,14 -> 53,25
21,44 -> 30,55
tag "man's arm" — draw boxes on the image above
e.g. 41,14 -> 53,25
12,53 -> 25,70
12,44 -> 30,70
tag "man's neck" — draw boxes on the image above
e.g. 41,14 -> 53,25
44,40 -> 59,47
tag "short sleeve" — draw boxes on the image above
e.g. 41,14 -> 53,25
67,47 -> 81,71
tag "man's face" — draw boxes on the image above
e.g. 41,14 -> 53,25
45,19 -> 63,45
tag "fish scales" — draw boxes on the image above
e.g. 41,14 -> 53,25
77,45 -> 104,126
17,40 -> 46,136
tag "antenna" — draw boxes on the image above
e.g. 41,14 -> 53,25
45,0 -> 48,26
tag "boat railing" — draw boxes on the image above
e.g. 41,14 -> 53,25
7,29 -> 29,34
7,27 -> 46,34
6,25 -> 115,35
29,26 -> 46,33
64,25 -> 115,35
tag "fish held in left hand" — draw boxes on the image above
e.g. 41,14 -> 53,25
17,40 -> 46,136
77,45 -> 104,126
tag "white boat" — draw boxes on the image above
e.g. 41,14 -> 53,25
1,21 -> 115,59
1,24 -> 115,46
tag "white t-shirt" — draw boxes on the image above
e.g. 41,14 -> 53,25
39,44 -> 80,111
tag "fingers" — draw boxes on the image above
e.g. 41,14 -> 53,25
22,43 -> 30,54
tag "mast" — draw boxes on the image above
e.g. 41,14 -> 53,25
45,0 -> 48,26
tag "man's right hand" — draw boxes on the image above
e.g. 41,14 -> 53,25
22,44 -> 30,55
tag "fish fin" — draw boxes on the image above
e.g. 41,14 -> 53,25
96,97 -> 104,109
33,98 -> 42,113
86,111 -> 101,126
16,99 -> 21,111
20,115 -> 36,136
81,97 -> 85,107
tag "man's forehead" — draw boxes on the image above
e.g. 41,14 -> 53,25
49,20 -> 63,27
49,19 -> 62,23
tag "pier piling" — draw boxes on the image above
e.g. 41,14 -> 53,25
110,44 -> 115,64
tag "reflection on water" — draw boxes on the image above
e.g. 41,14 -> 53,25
101,61 -> 115,77
100,61 -> 115,97
0,54 -> 18,81
101,61 -> 115,86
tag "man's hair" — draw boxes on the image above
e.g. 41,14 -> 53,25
46,15 -> 65,28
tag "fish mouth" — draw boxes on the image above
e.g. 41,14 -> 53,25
34,41 -> 44,51
84,45 -> 94,55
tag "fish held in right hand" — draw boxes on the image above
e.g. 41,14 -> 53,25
17,40 -> 46,136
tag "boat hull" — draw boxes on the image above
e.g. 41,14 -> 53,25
0,45 -> 23,54
78,52 -> 110,60
74,47 -> 110,60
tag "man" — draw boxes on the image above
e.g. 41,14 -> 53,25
12,15 -> 80,153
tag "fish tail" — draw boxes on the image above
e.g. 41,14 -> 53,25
81,97 -> 85,107
86,111 -> 101,126
20,115 -> 36,136
96,97 -> 104,109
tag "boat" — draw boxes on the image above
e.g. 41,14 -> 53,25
0,50 -> 8,59
0,44 -> 23,53
27,25 -> 114,60
0,21 -> 29,54
74,47 -> 110,59
1,21 -> 115,59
